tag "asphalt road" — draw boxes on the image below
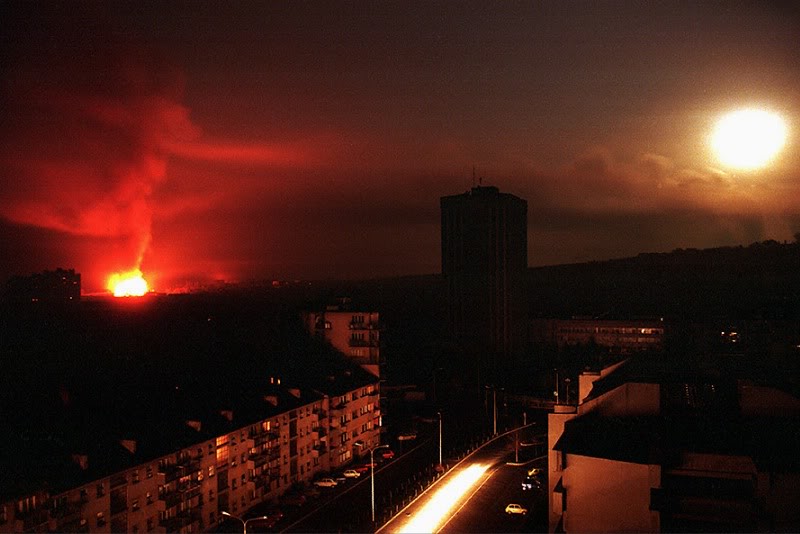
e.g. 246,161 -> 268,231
378,426 -> 547,534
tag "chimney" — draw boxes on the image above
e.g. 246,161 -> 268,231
219,410 -> 234,422
71,454 -> 89,470
120,439 -> 137,455
186,420 -> 202,432
288,388 -> 301,398
264,395 -> 278,406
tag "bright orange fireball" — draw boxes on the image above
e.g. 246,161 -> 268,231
107,269 -> 149,297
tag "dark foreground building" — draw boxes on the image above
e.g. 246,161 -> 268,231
549,354 -> 800,532
4,268 -> 80,302
441,185 -> 527,385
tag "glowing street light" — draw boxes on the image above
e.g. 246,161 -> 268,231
355,442 -> 389,524
221,511 -> 268,534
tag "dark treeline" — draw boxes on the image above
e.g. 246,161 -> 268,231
528,239 -> 800,319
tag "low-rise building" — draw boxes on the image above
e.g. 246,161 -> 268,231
532,317 -> 665,354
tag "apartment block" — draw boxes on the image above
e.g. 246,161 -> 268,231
531,317 -> 665,354
304,301 -> 382,378
0,369 -> 381,533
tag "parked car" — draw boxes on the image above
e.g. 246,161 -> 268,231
398,432 -> 417,441
343,469 -> 361,478
505,503 -> 528,515
280,493 -> 307,507
380,449 -> 395,459
353,464 -> 371,473
262,509 -> 284,529
313,478 -> 338,488
522,476 -> 542,491
302,486 -> 321,498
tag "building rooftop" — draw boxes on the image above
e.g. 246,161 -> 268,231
555,412 -> 800,472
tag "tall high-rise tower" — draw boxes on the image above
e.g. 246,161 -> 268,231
441,185 -> 527,385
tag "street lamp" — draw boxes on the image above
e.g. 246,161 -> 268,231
484,385 -> 497,435
355,442 -> 389,524
438,411 -> 442,467
554,368 -> 559,404
221,511 -> 268,534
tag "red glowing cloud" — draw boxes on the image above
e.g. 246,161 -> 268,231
0,4 -> 197,290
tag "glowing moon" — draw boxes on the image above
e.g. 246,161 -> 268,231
711,109 -> 787,170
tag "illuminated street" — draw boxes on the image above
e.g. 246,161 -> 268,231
378,428 -> 546,534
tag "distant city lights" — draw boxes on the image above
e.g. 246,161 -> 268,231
398,463 -> 489,533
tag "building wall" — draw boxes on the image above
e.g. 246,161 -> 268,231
739,383 -> 800,416
562,455 -> 659,533
548,405 -> 577,531
577,360 -> 626,405
586,382 -> 661,417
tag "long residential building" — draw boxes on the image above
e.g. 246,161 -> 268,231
0,367 -> 381,533
531,317 -> 665,353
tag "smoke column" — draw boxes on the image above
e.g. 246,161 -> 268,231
0,3 -> 196,291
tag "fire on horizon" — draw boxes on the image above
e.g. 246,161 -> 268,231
107,270 -> 149,297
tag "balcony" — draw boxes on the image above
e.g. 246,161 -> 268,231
162,490 -> 183,509
51,500 -> 83,521
349,322 -> 379,330
177,455 -> 201,470
110,473 -> 127,488
156,456 -> 202,484
110,495 -> 127,516
20,508 -> 50,531
58,517 -> 90,533
348,339 -> 379,348
178,480 -> 202,499
247,472 -> 270,491
159,508 -> 201,532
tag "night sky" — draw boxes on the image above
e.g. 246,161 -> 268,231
2,1 -> 799,293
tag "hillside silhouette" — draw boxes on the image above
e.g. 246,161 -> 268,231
528,239 -> 800,320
